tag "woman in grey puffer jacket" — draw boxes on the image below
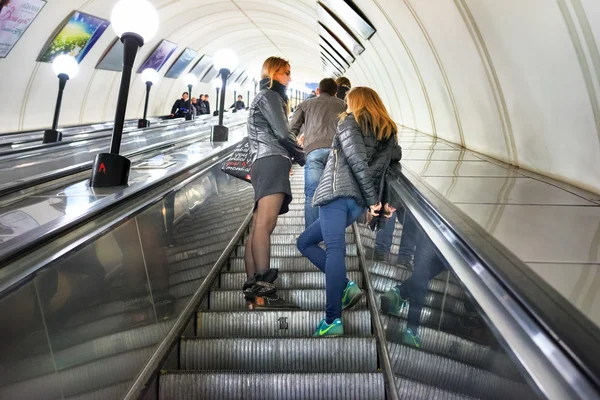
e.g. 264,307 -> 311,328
297,87 -> 402,337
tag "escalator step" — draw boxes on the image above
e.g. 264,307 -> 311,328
158,372 -> 385,400
273,225 -> 353,234
208,289 -> 368,311
196,310 -> 372,338
387,342 -> 533,400
380,318 -> 517,380
242,233 -> 355,245
394,376 -> 477,400
219,271 -> 363,289
380,306 -> 467,338
370,270 -> 466,300
180,337 -> 377,372
369,261 -> 457,285
228,256 -> 360,272
235,244 -> 358,257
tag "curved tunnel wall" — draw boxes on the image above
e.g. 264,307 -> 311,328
0,0 -> 599,194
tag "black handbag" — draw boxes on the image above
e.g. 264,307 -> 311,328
221,137 -> 253,183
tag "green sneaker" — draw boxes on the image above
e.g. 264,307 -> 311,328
341,280 -> 363,310
314,318 -> 344,337
403,328 -> 421,348
380,287 -> 408,316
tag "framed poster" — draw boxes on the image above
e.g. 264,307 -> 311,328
165,47 -> 197,79
137,39 -> 177,73
190,54 -> 212,78
96,37 -> 123,71
0,0 -> 46,58
37,10 -> 110,63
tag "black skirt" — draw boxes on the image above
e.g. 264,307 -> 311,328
251,155 -> 293,215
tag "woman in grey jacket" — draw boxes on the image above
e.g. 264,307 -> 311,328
297,87 -> 402,336
243,56 -> 306,309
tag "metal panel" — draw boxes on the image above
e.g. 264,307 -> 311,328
317,3 -> 365,55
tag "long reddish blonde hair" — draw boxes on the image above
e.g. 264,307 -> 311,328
261,56 -> 290,89
342,87 -> 396,141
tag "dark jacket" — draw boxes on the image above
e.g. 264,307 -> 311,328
171,98 -> 190,117
313,113 -> 402,208
198,101 -> 209,115
247,78 -> 305,165
204,100 -> 210,114
290,93 -> 345,155
231,100 -> 245,110
336,85 -> 350,100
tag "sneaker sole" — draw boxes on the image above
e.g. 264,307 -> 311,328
342,291 -> 364,311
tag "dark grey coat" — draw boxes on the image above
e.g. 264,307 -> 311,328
247,79 -> 305,166
313,113 -> 402,207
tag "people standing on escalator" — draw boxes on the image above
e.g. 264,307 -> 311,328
290,77 -> 346,228
198,94 -> 209,115
191,97 -> 201,116
170,92 -> 190,118
243,56 -> 306,309
335,77 -> 351,100
296,87 -> 402,336
204,94 -> 211,115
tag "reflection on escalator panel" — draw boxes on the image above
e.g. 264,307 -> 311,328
0,164 -> 254,399
357,205 -> 541,399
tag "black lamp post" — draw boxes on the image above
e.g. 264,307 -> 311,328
211,49 -> 238,142
213,79 -> 221,117
246,88 -> 250,110
43,55 -> 79,143
184,73 -> 196,121
231,83 -> 239,114
90,0 -> 159,188
138,68 -> 158,128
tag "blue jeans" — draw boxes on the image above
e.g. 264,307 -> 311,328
296,198 -> 365,323
304,148 -> 331,228
375,207 -> 416,263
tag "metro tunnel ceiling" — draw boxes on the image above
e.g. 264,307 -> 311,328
1,0 -> 600,195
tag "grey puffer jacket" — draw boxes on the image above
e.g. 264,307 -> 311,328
247,79 -> 305,166
313,113 -> 402,208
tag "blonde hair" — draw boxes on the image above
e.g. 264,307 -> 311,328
261,56 -> 290,89
343,87 -> 397,141
336,76 -> 351,88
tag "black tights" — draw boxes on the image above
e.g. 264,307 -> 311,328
245,193 -> 285,278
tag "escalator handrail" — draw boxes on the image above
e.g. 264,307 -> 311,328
0,116 -> 246,198
387,164 -> 600,399
122,210 -> 254,400
0,132 -> 246,293
353,222 -> 399,400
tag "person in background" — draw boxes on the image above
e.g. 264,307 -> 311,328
290,78 -> 345,228
336,77 -> 351,100
243,56 -> 306,309
307,90 -> 317,99
191,97 -> 201,116
204,94 -> 211,115
296,87 -> 402,337
198,94 -> 209,115
230,95 -> 245,111
170,92 -> 189,118
374,206 -> 416,268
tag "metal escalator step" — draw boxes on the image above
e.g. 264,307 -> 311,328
171,242 -> 236,263
242,233 -> 355,245
369,268 -> 466,300
387,342 -> 533,400
196,310 -> 372,338
380,305 -> 465,337
159,372 -> 385,400
180,337 -> 377,372
209,289 -> 367,311
369,261 -> 457,285
272,225 -> 353,234
380,318 -> 517,380
218,271 -> 363,289
228,256 -> 360,272
235,244 -> 358,257
394,375 -> 478,400
269,217 -> 306,225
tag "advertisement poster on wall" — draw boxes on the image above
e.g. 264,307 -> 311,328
0,0 -> 46,58
37,10 -> 110,63
137,39 -> 178,73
